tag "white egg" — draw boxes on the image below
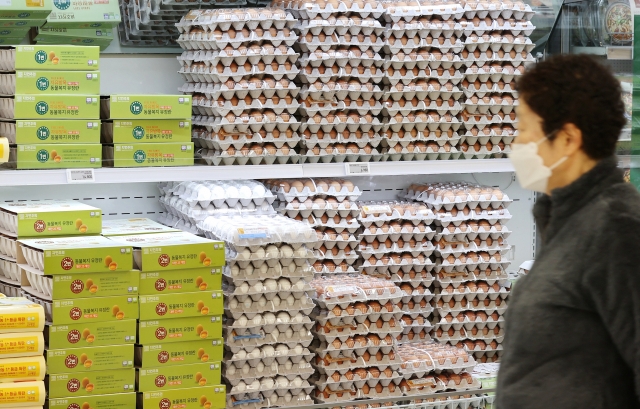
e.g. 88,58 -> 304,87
292,376 -> 303,387
261,378 -> 275,389
279,279 -> 292,290
236,350 -> 247,359
239,186 -> 252,199
259,263 -> 269,274
256,361 -> 265,373
236,381 -> 246,392
258,297 -> 267,308
240,248 -> 252,260
277,312 -> 291,323
252,315 -> 262,326
270,361 -> 279,372
265,279 -> 278,291
292,312 -> 304,323
252,185 -> 266,196
226,186 -> 239,198
237,315 -> 248,327
284,360 -> 293,370
293,280 -> 305,290
280,245 -> 293,257
248,349 -> 261,358
272,329 -> 280,339
227,365 -> 237,376
243,298 -> 252,309
276,345 -> 289,355
229,298 -> 239,309
244,264 -> 254,276
211,185 -> 226,199
284,393 -> 292,403
266,245 -> 279,257
285,328 -> 293,338
264,312 -> 276,324
299,328 -> 308,337
254,247 -> 266,259
286,295 -> 295,306
239,282 -> 250,294
253,282 -> 263,293
286,263 -> 296,273
272,296 -> 281,308
293,345 -> 303,355
276,376 -> 289,388
249,380 -> 260,390
294,247 -> 308,257
263,345 -> 275,357
231,265 -> 240,276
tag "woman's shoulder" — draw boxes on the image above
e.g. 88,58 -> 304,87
595,183 -> 640,232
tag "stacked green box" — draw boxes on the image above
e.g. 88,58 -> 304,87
105,231 -> 225,408
35,26 -> 115,51
0,0 -> 53,44
101,94 -> 194,168
0,45 -> 101,169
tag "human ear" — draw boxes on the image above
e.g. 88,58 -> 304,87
554,123 -> 583,156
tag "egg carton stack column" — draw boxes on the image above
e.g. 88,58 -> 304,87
265,179 -> 363,276
382,1 -> 465,160
156,180 -> 277,234
458,0 -> 535,157
356,201 -> 437,344
197,215 -> 318,409
176,8 -> 302,166
401,183 -> 512,363
277,0 -> 387,163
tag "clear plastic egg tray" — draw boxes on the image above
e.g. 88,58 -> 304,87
434,324 -> 504,344
160,180 -> 276,208
436,267 -> 509,287
397,342 -> 476,375
402,182 -> 512,211
315,367 -> 404,392
312,333 -> 397,358
400,372 -> 480,396
313,317 -> 404,342
297,16 -> 385,36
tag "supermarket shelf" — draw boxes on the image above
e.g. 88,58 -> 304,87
572,46 -> 633,60
0,159 -> 514,187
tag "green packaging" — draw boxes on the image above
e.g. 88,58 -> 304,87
106,95 -> 192,119
46,319 -> 137,349
14,45 -> 100,70
47,368 -> 135,398
46,0 -> 121,28
36,38 -> 113,51
0,36 -> 26,45
15,71 -> 100,94
103,142 -> 194,168
12,119 -> 101,144
21,270 -> 139,299
14,94 -> 100,119
50,295 -> 138,325
0,200 -> 101,237
101,218 -> 180,237
136,339 -> 223,368
138,385 -> 226,409
102,119 -> 192,143
137,362 -> 221,392
138,316 -> 223,345
18,236 -> 132,274
37,27 -> 113,39
48,392 -> 136,409
0,0 -> 52,19
46,344 -> 134,373
16,143 -> 102,169
139,291 -> 223,321
0,18 -> 46,28
107,232 -> 224,272
139,267 -> 222,295
0,27 -> 30,37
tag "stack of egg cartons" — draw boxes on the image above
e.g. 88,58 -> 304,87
266,178 -> 362,276
0,297 -> 47,409
281,0 -> 387,163
176,8 -> 301,166
382,0 -> 464,161
104,231 -> 226,409
356,201 -> 436,343
0,0 -> 51,46
458,0 -> 535,158
309,275 -> 405,403
197,214 -> 317,409
0,45 -> 101,169
401,183 -> 512,363
396,342 -> 482,404
156,180 -> 277,235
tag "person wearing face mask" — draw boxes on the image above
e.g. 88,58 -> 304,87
496,54 -> 640,408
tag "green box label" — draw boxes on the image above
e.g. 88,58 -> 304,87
15,95 -> 99,119
139,385 -> 226,409
104,119 -> 191,143
38,27 -> 113,39
107,142 -> 194,168
16,71 -> 99,94
15,45 -> 99,70
43,270 -> 139,298
13,119 -> 100,144
46,344 -> 134,374
137,339 -> 223,368
1,200 -> 101,237
138,315 -> 222,345
0,0 -> 52,19
139,291 -> 223,320
47,368 -> 135,398
51,295 -> 138,325
46,0 -> 120,28
139,267 -> 222,295
107,95 -> 192,119
48,392 -> 136,409
137,362 -> 221,392
0,27 -> 30,37
47,319 -> 137,349
17,143 -> 101,169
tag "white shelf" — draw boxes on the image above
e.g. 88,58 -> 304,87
0,159 -> 514,187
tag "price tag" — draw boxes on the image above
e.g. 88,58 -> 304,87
66,169 -> 95,184
344,162 -> 370,175
361,205 -> 392,215
237,227 -> 269,239
325,285 -> 361,298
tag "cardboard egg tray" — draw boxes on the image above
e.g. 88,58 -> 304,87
313,319 -> 403,342
177,28 -> 298,51
225,358 -> 315,386
300,50 -> 385,69
200,148 -> 300,166
311,287 -> 405,311
412,393 -> 485,409
459,19 -> 535,37
229,379 -> 314,400
360,257 -> 436,275
397,327 -> 433,344
435,240 -> 510,258
435,298 -> 507,317
400,373 -> 480,395
434,325 -> 504,344
282,0 -> 386,19
385,51 -> 464,71
313,382 -> 403,403
385,113 -> 462,133
300,81 -> 384,101
180,9 -> 296,32
297,33 -> 385,54
436,312 -> 503,331
180,64 -> 299,84
403,184 -> 512,211
360,242 -> 436,259
399,313 -> 433,330
358,203 -> 436,224
225,325 -> 314,353
310,214 -> 359,229
462,97 -> 517,115
384,98 -> 464,116
385,37 -> 464,56
463,35 -> 535,53
226,262 -> 313,284
0,234 -> 16,260
461,1 -> 535,20
21,269 -> 54,300
193,114 -> 301,134
313,262 -> 360,275
299,66 -> 385,85
225,342 -> 314,367
366,270 -> 435,288
225,296 -> 315,320
436,268 -> 509,287
192,97 -> 300,117
301,100 -> 384,118
267,181 -> 363,203
385,19 -> 464,39
461,66 -> 522,83
313,304 -> 405,327
385,66 -> 464,87
297,18 -> 385,37
360,224 -> 437,242
162,180 -> 276,207
385,82 -> 464,101
0,258 -> 20,285
315,250 -> 361,266
455,339 -> 503,354
182,78 -> 299,100
433,206 -> 513,223
227,246 -> 316,265
194,132 -> 301,152
22,291 -> 52,322
397,342 -> 476,374
314,349 -> 403,373
312,334 -> 396,357
462,79 -> 518,96
226,282 -> 314,302
383,130 -> 462,148
460,130 -> 516,146
314,368 -> 403,391
301,148 -> 386,164
279,201 -> 361,219
383,2 -> 465,22
0,280 -> 20,297
476,351 -> 501,363
300,113 -> 384,132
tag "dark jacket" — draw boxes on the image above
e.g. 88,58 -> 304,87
496,157 -> 640,409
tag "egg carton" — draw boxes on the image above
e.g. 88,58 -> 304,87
20,291 -> 51,323
385,112 -> 462,132
225,328 -> 314,354
225,281 -> 314,301
359,224 -> 437,243
226,341 -> 314,365
436,313 -> 504,332
266,392 -> 314,408
271,181 -> 363,203
299,66 -> 386,85
185,79 -> 299,100
397,343 -> 476,374
21,268 -> 54,300
180,66 -> 298,84
178,48 -> 299,70
177,8 -> 297,33
0,234 -> 16,261
0,280 -> 20,297
225,295 -> 315,320
399,313 -> 433,329
460,133 -> 515,148
299,149 -> 385,164
461,79 -> 517,96
359,242 -> 436,259
367,270 -> 436,289
299,51 -> 385,69
359,257 -> 436,275
383,98 -> 463,117
229,379 -> 314,400
385,83 -> 463,103
299,112 -> 384,132
315,233 -> 360,250
386,40 -> 463,56
406,189 -> 511,212
411,394 -> 485,409
297,18 -> 385,37
434,207 -> 513,224
300,102 -> 384,118
435,299 -> 508,316
296,34 -> 382,53
459,20 -> 535,37
313,319 -> 403,342
462,99 -> 517,116
312,263 -> 359,276
461,1 -> 535,20
461,68 -> 519,84
196,133 -> 301,153
177,29 -> 298,51
311,285 -> 405,310
314,366 -> 404,392
358,203 -> 436,224
401,374 -> 480,396
227,244 -> 315,263
397,295 -> 433,313
314,382 -> 404,403
314,349 -> 403,373
384,130 -> 462,148
435,269 -> 508,287
192,114 -> 301,134
434,327 -> 505,344
311,213 -> 358,228
384,67 -> 464,87
384,2 -> 465,22
463,37 -> 535,54
457,340 -> 504,355
279,201 -> 360,220
461,52 -> 535,69
225,359 -> 315,386
312,333 -> 396,356
193,96 -> 300,118
300,82 -> 384,102
0,257 -> 20,285
313,305 -> 405,327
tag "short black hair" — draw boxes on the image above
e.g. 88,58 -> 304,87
517,54 -> 626,160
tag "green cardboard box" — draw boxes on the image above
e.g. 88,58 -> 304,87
0,36 -> 26,44
46,319 -> 137,349
105,95 -> 192,119
48,392 -> 136,409
14,94 -> 99,119
139,267 -> 222,295
50,295 -> 138,325
46,344 -> 134,373
17,236 -> 133,274
13,45 -> 99,70
137,362 -> 221,392
0,200 -> 101,237
11,119 -> 101,144
102,119 -> 191,143
138,315 -> 222,345
0,0 -> 52,19
138,385 -> 226,409
21,270 -> 139,299
46,0 -> 121,28
0,18 -> 46,28
47,368 -> 135,398
101,218 -> 180,237
107,232 -> 224,272
16,143 -> 101,169
139,291 -> 223,321
103,142 -> 194,168
38,26 -> 113,39
36,38 -> 113,51
136,339 -> 223,368
0,27 -> 30,37
14,71 -> 100,94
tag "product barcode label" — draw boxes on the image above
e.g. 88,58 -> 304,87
66,169 -> 95,184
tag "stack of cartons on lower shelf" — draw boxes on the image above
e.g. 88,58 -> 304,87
0,45 -> 101,169
105,231 -> 226,409
0,297 -> 47,409
100,94 -> 194,168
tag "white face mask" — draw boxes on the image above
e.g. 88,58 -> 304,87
509,136 -> 568,193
